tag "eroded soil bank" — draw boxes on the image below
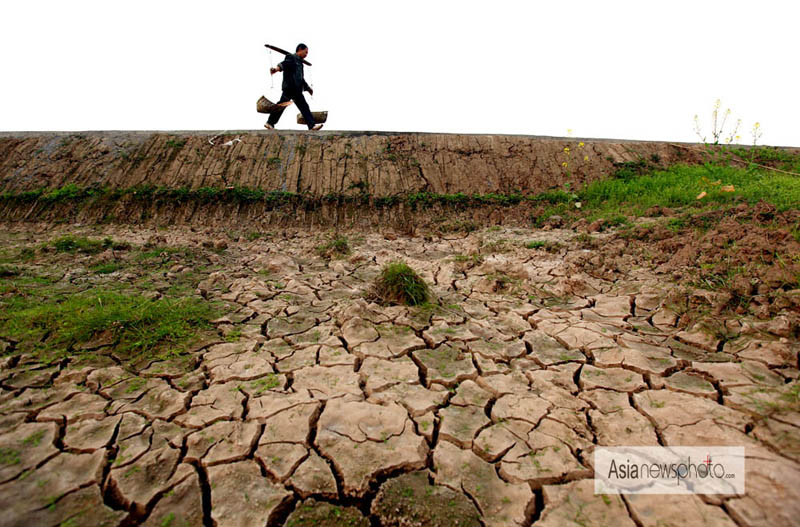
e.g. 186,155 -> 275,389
0,131 -> 718,196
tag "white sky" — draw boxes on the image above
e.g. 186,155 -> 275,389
1,0 -> 797,146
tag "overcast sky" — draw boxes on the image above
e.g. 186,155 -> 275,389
1,0 -> 797,146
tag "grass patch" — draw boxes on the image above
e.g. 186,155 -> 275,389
525,240 -> 547,249
49,235 -> 110,254
530,203 -> 573,228
1,289 -> 219,364
0,265 -> 21,278
437,219 -> 479,233
316,234 -> 350,259
372,260 -> 430,306
482,238 -> 512,253
0,448 -> 21,465
524,240 -> 563,252
728,146 -> 800,171
691,264 -> 750,291
135,245 -> 195,262
579,163 -> 800,216
452,253 -> 484,266
530,190 -> 576,204
790,225 -> 800,243
224,328 -> 242,342
42,183 -> 93,203
249,374 -> 280,395
165,138 -> 186,149
90,262 -> 124,274
17,247 -> 36,262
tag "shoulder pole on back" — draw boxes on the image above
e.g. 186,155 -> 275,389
264,44 -> 312,66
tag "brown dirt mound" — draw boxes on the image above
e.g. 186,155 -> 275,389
568,202 -> 800,324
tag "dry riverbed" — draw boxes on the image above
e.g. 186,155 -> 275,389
0,219 -> 798,527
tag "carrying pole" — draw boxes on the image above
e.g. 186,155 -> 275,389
264,44 -> 312,66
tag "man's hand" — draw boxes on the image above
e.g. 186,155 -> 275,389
270,67 -> 279,75
306,87 -> 314,96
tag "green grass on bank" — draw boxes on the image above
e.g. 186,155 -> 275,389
580,163 -> 800,215
529,161 -> 800,226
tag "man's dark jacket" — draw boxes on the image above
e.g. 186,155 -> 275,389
279,54 -> 311,95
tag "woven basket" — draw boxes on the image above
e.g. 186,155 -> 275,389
257,96 -> 283,114
297,111 -> 328,125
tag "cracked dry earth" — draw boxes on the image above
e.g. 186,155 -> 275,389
1,224 -> 799,527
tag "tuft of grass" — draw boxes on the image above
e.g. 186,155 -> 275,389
316,234 -> 350,259
524,240 -> 564,252
372,260 -> 430,306
525,240 -> 547,249
224,328 -> 242,342
0,448 -> 21,466
790,225 -> 800,243
135,246 -> 194,262
530,203 -> 573,228
437,219 -> 479,233
23,429 -> 46,447
249,374 -> 280,395
160,512 -> 175,527
90,262 -> 124,274
17,247 -> 36,262
482,238 -> 512,253
0,265 -> 21,278
452,253 -> 484,266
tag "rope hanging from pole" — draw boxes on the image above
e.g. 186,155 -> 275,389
269,50 -> 274,89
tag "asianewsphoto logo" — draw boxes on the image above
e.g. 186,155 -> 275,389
607,454 -> 733,480
594,446 -> 745,495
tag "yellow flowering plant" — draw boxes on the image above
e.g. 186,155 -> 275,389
560,129 -> 590,181
693,99 -> 742,146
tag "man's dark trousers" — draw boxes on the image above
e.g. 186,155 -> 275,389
267,91 -> 316,129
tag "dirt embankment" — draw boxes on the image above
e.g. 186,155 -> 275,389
0,131 -> 710,197
567,203 -> 800,324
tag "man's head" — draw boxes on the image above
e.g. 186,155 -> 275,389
296,43 -> 308,59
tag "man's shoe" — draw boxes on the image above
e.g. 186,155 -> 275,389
311,124 -> 323,131
264,123 -> 274,130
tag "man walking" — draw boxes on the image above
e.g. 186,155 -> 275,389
265,43 -> 323,131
